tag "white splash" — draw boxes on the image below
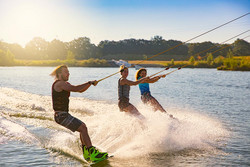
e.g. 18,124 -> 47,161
0,87 -> 229,159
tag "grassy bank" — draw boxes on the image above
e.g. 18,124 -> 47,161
129,56 -> 250,71
13,58 -> 110,67
217,56 -> 250,71
1,56 -> 250,71
129,60 -> 218,68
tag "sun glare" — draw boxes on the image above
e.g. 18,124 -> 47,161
3,0 -> 54,46
2,0 -> 91,47
16,5 -> 41,29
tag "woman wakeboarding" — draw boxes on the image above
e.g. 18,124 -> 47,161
118,65 -> 148,117
136,68 -> 173,117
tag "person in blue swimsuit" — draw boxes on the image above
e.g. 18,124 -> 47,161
136,68 -> 173,117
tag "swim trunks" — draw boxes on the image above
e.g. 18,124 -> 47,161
54,112 -> 82,132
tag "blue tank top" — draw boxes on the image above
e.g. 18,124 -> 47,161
138,77 -> 150,95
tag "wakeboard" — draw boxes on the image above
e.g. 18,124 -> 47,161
86,155 -> 114,165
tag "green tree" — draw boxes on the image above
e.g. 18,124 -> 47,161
188,41 -> 219,57
240,58 -> 250,70
25,37 -> 49,60
217,44 -> 231,57
227,49 -> 234,58
151,35 -> 163,42
229,59 -> 239,70
0,49 -> 15,65
189,56 -> 195,64
0,49 -> 5,65
68,37 -> 98,60
6,43 -> 26,59
233,39 -> 250,56
6,50 -> 15,65
67,50 -> 75,60
206,53 -> 213,65
214,56 -> 224,65
171,59 -> 175,65
47,39 -> 67,60
97,37 -> 188,60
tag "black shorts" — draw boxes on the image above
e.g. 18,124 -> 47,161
54,112 -> 83,132
141,92 -> 153,104
118,97 -> 131,111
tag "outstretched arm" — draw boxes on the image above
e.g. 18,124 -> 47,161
146,74 -> 167,83
120,77 -> 149,86
145,75 -> 162,83
55,80 -> 97,93
146,76 -> 160,83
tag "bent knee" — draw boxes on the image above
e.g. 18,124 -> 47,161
77,123 -> 88,132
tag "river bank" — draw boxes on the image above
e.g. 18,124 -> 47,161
0,57 -> 249,71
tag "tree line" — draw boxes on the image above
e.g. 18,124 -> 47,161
0,35 -> 250,66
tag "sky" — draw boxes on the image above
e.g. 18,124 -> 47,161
0,0 -> 249,47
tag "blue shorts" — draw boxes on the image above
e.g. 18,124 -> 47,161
54,112 -> 83,132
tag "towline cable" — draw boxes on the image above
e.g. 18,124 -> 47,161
95,12 -> 249,84
156,34 -> 250,78
149,29 -> 250,77
131,12 -> 249,68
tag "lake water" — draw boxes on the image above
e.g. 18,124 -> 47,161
0,67 -> 249,166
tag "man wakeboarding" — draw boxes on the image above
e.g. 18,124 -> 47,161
50,65 -> 108,163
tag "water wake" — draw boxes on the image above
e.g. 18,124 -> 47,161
0,87 -> 229,160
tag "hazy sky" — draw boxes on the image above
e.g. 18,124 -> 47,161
0,0 -> 249,47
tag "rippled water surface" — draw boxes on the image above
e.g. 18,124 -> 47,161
0,67 -> 249,166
